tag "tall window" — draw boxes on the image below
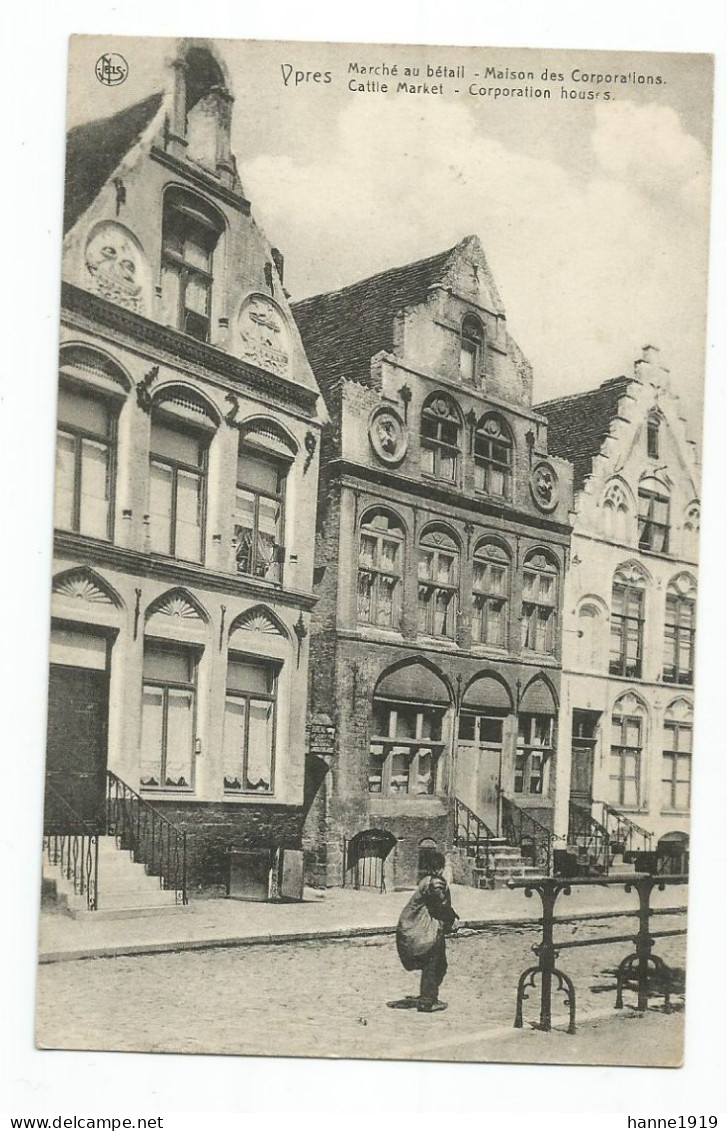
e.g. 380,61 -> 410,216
472,541 -> 509,647
140,644 -> 197,789
460,314 -> 483,382
603,481 -> 631,543
638,480 -> 670,553
55,384 -> 115,539
663,575 -> 696,685
520,553 -> 558,654
368,700 -> 445,796
234,446 -> 286,583
149,415 -> 207,562
420,395 -> 460,482
223,656 -> 278,793
515,714 -> 553,795
418,529 -> 459,639
610,565 -> 646,678
684,503 -> 700,559
647,414 -> 661,459
609,699 -> 645,808
161,189 -> 223,341
357,511 -> 404,629
662,703 -> 692,812
474,415 -> 512,497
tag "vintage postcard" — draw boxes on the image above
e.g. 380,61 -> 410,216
36,34 -> 712,1067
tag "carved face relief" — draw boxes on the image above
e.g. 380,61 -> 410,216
369,407 -> 408,464
238,295 -> 290,376
85,222 -> 147,313
530,461 -> 559,511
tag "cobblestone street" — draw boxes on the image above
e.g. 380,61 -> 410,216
36,913 -> 686,1065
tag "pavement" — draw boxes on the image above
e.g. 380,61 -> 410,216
38,880 -> 688,964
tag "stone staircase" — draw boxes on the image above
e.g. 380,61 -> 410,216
452,837 -> 544,890
43,835 -> 184,919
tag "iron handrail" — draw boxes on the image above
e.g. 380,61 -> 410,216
453,797 -> 495,875
599,801 -> 653,855
567,800 -> 611,873
499,792 -> 555,874
106,771 -> 188,905
43,785 -> 99,911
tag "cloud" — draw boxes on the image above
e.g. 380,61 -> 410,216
241,96 -> 710,430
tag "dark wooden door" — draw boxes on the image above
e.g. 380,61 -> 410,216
45,664 -> 109,830
570,743 -> 594,805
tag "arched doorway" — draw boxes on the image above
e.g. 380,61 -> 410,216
456,674 -> 512,829
345,829 -> 396,892
417,838 -> 440,882
656,832 -> 689,877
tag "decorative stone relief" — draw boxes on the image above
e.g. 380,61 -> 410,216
668,573 -> 697,600
530,461 -> 559,511
368,405 -> 408,465
53,569 -> 116,605
84,222 -> 149,314
233,608 -> 283,636
151,592 -> 203,621
613,691 -> 646,717
614,562 -> 647,588
238,294 -> 291,376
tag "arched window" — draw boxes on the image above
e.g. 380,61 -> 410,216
610,563 -> 646,678
369,663 -> 450,798
460,314 -> 483,382
55,382 -> 118,540
603,481 -> 630,543
149,391 -> 217,563
357,510 -> 405,629
662,700 -> 692,813
420,394 -> 460,482
638,476 -> 670,553
234,434 -> 290,584
418,528 -> 459,639
520,551 -> 558,655
684,503 -> 700,559
647,413 -> 661,460
474,415 -> 512,498
472,541 -> 509,647
663,574 -> 696,685
576,602 -> 602,670
161,188 -> 224,341
516,677 -> 557,796
610,693 -> 647,808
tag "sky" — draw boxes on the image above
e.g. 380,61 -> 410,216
67,36 -> 713,436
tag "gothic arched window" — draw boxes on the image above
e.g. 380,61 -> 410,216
609,563 -> 647,678
420,394 -> 461,482
418,527 -> 460,639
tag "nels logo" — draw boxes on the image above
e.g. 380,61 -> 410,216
95,53 -> 129,86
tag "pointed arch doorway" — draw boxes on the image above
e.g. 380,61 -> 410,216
456,675 -> 513,830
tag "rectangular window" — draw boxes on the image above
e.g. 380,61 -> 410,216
368,701 -> 445,797
234,448 -> 286,583
515,714 -> 553,795
357,528 -> 402,629
663,594 -> 695,684
149,421 -> 206,562
223,657 -> 277,793
638,489 -> 670,553
418,545 -> 459,639
472,558 -> 508,647
55,386 -> 114,539
662,721 -> 692,811
609,715 -> 642,808
140,644 -> 197,790
610,583 -> 644,678
520,565 -> 557,654
161,201 -> 220,342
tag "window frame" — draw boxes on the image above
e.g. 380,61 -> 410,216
55,381 -> 117,541
140,643 -> 198,792
223,653 -> 279,795
161,192 -> 223,342
460,314 -> 483,383
356,512 -> 405,630
638,485 -> 670,553
647,415 -> 661,460
474,415 -> 513,498
520,554 -> 558,656
609,711 -> 643,809
661,718 -> 692,812
515,712 -> 554,796
417,529 -> 460,640
368,699 -> 446,798
609,578 -> 645,678
663,588 -> 695,685
234,445 -> 288,585
149,415 -> 209,564
420,396 -> 461,483
471,543 -> 510,648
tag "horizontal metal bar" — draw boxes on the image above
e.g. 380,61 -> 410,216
553,927 -> 687,951
507,873 -> 688,889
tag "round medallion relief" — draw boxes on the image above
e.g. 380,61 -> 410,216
530,461 -> 559,511
84,222 -> 149,314
368,406 -> 408,464
238,294 -> 290,377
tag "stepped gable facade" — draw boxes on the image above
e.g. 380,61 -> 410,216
49,39 -> 326,889
537,347 -> 699,871
293,236 -> 574,889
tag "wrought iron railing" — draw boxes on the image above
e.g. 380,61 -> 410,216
453,797 -> 495,874
43,784 -> 99,911
106,771 -> 187,905
567,801 -> 610,873
600,801 -> 653,857
499,793 -> 554,874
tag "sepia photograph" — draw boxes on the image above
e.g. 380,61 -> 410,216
33,31 -> 712,1071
